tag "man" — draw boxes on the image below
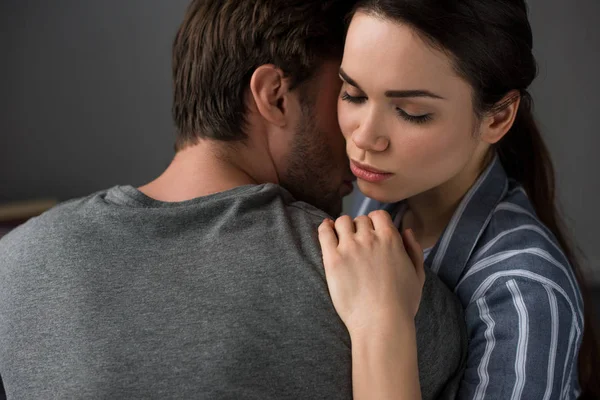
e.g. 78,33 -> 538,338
0,1 -> 466,398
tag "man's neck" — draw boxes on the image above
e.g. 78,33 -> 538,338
138,141 -> 275,203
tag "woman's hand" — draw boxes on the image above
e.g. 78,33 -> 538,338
318,210 -> 426,335
318,210 -> 425,400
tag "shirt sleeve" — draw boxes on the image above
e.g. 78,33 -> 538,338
458,277 -> 582,400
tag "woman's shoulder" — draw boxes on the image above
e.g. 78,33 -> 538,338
456,182 -> 582,307
476,183 -> 562,260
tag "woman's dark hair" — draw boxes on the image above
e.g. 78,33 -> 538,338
352,0 -> 599,397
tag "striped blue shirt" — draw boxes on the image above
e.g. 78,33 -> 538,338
352,157 -> 584,399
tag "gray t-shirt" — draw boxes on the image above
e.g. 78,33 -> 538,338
0,184 -> 466,399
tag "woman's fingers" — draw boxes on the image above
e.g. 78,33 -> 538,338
318,219 -> 338,256
319,213 -> 427,332
334,215 -> 355,241
369,210 -> 402,240
354,215 -> 374,234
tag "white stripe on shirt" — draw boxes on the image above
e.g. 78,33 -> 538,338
469,270 -> 583,399
471,225 -> 563,262
356,197 -> 371,217
562,324 -> 577,399
474,297 -> 496,400
493,203 -> 549,234
542,285 -> 559,400
457,248 -> 581,312
468,270 -> 581,339
507,186 -> 529,197
431,161 -> 496,273
507,280 -> 529,400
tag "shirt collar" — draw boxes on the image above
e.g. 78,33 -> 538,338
424,156 -> 509,290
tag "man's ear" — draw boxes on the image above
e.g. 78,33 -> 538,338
249,65 -> 292,127
480,90 -> 521,144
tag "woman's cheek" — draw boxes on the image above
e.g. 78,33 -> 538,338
337,102 -> 354,140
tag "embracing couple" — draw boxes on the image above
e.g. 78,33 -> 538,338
1,0 -> 597,399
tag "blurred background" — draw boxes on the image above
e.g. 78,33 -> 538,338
1,0 -> 599,290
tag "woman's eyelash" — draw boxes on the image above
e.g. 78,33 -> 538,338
341,91 -> 433,124
396,108 -> 433,124
340,92 -> 367,104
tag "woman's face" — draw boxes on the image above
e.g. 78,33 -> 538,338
338,12 -> 489,203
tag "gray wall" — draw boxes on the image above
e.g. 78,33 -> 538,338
0,0 -> 189,202
1,1 -> 599,273
527,0 -> 600,277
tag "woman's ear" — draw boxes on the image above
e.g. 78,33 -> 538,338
480,90 -> 521,144
249,65 -> 292,127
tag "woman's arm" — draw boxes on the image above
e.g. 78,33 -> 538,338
318,210 -> 425,400
456,264 -> 583,399
350,319 -> 420,400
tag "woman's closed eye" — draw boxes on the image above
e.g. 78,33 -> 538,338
340,91 -> 367,104
396,108 -> 433,124
341,91 -> 433,124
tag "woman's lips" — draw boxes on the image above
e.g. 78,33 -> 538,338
350,161 -> 393,183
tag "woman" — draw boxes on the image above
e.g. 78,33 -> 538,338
319,0 -> 599,399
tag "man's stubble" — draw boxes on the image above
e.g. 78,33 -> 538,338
281,101 -> 344,217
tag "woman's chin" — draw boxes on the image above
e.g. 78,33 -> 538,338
356,180 -> 406,204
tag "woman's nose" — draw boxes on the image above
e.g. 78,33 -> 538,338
351,121 -> 389,152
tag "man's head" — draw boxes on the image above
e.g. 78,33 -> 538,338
171,0 -> 355,216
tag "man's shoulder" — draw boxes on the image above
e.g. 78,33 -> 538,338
250,183 -> 332,228
235,184 -> 331,256
0,191 -> 107,259
284,199 -> 331,224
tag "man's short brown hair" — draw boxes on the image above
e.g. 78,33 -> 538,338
172,0 -> 354,150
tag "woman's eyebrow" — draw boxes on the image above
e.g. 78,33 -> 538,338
339,67 -> 445,100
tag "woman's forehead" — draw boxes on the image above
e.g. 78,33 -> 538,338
343,13 -> 460,93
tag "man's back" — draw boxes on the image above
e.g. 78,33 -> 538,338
0,184 -> 465,399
